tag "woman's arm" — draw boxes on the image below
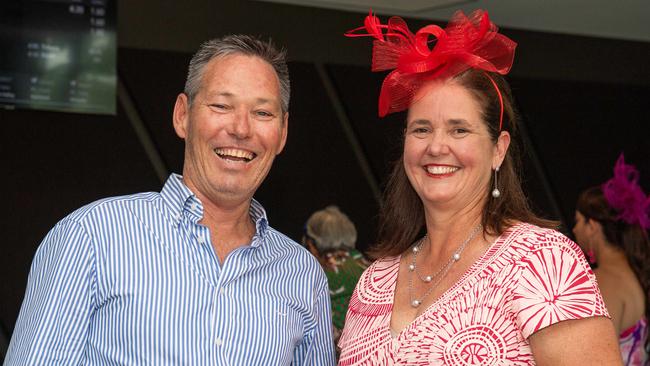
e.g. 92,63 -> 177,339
529,317 -> 622,365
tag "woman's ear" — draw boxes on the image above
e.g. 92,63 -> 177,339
493,131 -> 511,169
586,218 -> 603,237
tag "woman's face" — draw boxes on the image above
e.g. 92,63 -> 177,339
403,80 -> 508,211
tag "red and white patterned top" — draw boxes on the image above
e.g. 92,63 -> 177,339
338,223 -> 609,365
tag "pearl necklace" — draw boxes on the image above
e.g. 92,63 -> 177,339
408,224 -> 483,308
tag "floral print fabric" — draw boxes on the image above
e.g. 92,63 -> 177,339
619,317 -> 648,366
338,223 -> 609,365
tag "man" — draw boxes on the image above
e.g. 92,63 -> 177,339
5,35 -> 335,365
302,206 -> 369,345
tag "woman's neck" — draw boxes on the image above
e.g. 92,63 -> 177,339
421,203 -> 484,261
595,238 -> 628,268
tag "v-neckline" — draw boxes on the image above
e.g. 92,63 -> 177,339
387,223 -> 525,339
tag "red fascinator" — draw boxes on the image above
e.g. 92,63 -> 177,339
345,10 -> 517,118
602,154 -> 650,229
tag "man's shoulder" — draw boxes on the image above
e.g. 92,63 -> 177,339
264,227 -> 309,255
264,227 -> 323,269
64,190 -> 162,224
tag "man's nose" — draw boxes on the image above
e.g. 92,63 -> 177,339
228,110 -> 252,139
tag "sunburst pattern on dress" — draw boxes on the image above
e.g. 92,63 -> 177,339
338,224 -> 608,365
513,235 -> 607,338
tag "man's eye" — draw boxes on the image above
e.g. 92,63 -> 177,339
255,110 -> 274,118
209,104 -> 229,110
453,128 -> 469,135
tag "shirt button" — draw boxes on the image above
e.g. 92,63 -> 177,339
198,237 -> 205,245
220,287 -> 227,295
215,338 -> 223,346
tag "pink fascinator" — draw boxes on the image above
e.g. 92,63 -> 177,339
602,154 -> 650,229
345,10 -> 517,118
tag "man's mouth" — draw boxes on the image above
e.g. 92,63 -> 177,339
214,148 -> 256,162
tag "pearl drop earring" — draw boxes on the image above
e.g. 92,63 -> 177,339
491,166 -> 501,198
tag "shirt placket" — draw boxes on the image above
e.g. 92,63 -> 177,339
208,233 -> 251,366
184,212 -> 225,364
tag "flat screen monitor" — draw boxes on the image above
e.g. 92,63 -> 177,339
0,0 -> 116,115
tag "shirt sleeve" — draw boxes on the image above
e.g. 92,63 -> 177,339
4,218 -> 97,365
293,279 -> 336,366
511,229 -> 609,339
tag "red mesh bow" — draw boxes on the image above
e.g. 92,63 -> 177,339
346,10 -> 517,117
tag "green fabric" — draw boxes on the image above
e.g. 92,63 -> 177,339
323,249 -> 368,330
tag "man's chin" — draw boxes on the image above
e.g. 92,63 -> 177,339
207,184 -> 257,204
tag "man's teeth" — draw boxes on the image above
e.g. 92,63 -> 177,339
214,148 -> 255,161
426,166 -> 459,175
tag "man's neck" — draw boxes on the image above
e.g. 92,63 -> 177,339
202,199 -> 257,265
183,176 -> 255,264
183,179 -> 258,265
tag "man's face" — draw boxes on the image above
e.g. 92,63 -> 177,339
173,54 -> 288,207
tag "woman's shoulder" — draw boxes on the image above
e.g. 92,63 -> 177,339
350,256 -> 400,306
506,222 -> 581,254
359,256 -> 401,287
507,224 -> 609,338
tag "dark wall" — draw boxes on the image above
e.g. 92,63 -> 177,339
2,0 -> 650,347
512,79 -> 650,224
116,1 -> 650,85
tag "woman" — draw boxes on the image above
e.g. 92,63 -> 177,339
574,154 -> 650,365
339,10 -> 621,365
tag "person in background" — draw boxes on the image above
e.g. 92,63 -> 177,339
303,205 -> 370,343
5,35 -> 335,365
574,153 -> 650,365
338,10 -> 622,365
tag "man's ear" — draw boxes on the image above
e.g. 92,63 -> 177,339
173,93 -> 190,139
276,112 -> 289,155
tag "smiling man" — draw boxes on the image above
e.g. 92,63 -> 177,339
6,35 -> 335,365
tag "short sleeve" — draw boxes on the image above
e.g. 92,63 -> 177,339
511,229 -> 609,339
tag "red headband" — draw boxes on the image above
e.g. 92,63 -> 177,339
345,10 -> 517,121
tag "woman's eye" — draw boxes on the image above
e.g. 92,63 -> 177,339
452,128 -> 469,135
410,127 -> 428,134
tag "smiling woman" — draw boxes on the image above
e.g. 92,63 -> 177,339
403,80 -> 499,214
338,9 -> 623,366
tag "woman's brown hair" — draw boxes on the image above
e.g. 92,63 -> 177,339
370,69 -> 557,259
577,186 -> 650,351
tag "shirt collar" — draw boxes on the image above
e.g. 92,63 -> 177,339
160,174 -> 269,245
249,198 -> 269,247
161,174 -> 195,224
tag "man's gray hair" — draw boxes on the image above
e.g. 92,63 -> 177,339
184,35 -> 290,114
305,206 -> 358,252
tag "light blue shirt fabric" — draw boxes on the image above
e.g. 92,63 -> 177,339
5,174 -> 335,365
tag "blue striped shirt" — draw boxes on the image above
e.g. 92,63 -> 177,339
5,174 -> 335,365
